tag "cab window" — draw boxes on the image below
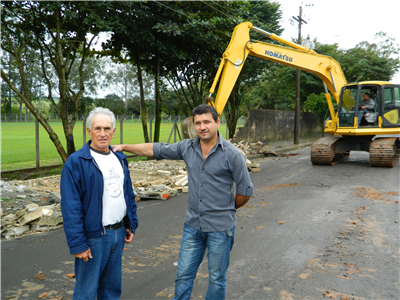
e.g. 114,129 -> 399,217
382,86 -> 400,125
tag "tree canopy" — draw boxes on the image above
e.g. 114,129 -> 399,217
1,1 -> 114,161
2,1 -> 399,161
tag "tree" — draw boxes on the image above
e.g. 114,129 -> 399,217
96,94 -> 125,116
303,92 -> 329,136
101,59 -> 140,114
1,52 -> 19,120
1,1 -> 113,162
223,0 -> 284,138
103,1 -> 251,142
340,37 -> 399,82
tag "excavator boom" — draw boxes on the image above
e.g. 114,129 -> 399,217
182,22 -> 400,167
209,22 -> 346,129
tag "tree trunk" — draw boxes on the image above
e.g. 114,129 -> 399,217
153,49 -> 161,142
1,70 -> 69,162
136,59 -> 149,143
226,82 -> 241,139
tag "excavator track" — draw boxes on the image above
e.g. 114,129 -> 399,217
310,137 -> 350,165
369,138 -> 400,167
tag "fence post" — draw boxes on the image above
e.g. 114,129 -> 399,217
167,116 -> 182,144
120,115 -> 125,144
35,119 -> 40,168
83,116 -> 87,146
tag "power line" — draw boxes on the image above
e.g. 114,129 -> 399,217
130,3 -> 170,25
200,1 -> 237,21
211,1 -> 274,29
152,0 -> 233,40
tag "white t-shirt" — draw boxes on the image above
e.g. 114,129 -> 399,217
90,148 -> 127,226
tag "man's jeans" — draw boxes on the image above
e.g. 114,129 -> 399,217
174,223 -> 235,300
73,226 -> 126,300
358,110 -> 365,124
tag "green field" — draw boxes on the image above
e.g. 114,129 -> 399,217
1,120 -> 229,171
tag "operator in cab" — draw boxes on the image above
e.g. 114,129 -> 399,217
358,92 -> 375,125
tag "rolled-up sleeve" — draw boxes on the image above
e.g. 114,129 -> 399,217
232,153 -> 254,196
153,141 -> 186,161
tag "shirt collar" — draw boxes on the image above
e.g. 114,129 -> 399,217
191,131 -> 224,150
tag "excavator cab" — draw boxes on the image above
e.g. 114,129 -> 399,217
337,83 -> 396,128
313,82 -> 400,167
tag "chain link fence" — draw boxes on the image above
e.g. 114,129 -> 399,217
1,113 -> 245,172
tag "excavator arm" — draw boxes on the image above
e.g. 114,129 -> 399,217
207,22 -> 347,129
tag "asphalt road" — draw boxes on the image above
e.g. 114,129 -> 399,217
2,146 -> 399,300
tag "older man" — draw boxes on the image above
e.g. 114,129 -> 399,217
113,104 -> 253,300
61,107 -> 138,299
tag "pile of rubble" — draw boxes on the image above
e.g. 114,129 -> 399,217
1,179 -> 63,240
1,142 -> 265,240
128,142 -> 263,200
128,160 -> 188,200
233,140 -> 280,158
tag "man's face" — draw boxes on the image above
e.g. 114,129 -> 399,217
193,112 -> 220,142
363,94 -> 370,101
87,113 -> 116,153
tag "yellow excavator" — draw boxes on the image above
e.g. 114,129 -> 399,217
182,22 -> 400,167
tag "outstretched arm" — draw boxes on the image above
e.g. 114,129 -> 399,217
112,143 -> 154,157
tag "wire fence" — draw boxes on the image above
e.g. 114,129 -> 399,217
1,113 -> 191,123
1,114 -> 246,172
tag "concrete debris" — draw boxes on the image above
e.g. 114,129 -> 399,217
229,140 -> 266,172
128,139 -> 262,197
1,178 -> 62,240
129,160 -> 188,200
1,139 -> 261,240
48,191 -> 61,203
231,140 -> 267,156
2,225 -> 30,239
19,209 -> 47,226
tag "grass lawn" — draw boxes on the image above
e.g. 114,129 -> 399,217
1,120 -> 228,171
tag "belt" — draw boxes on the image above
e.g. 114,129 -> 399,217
104,220 -> 123,230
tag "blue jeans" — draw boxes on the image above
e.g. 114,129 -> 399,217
358,110 -> 365,124
174,223 -> 235,300
73,227 -> 126,300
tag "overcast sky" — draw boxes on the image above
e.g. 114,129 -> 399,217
276,0 -> 400,82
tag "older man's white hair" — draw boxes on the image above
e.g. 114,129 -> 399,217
86,107 -> 116,130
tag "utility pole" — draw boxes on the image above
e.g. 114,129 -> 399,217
292,6 -> 307,145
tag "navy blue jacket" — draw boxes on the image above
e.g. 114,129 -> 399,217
60,141 -> 138,255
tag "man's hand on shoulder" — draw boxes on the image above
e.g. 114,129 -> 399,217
111,143 -> 154,157
112,144 -> 125,153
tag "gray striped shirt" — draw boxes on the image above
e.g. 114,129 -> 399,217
153,133 -> 253,232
